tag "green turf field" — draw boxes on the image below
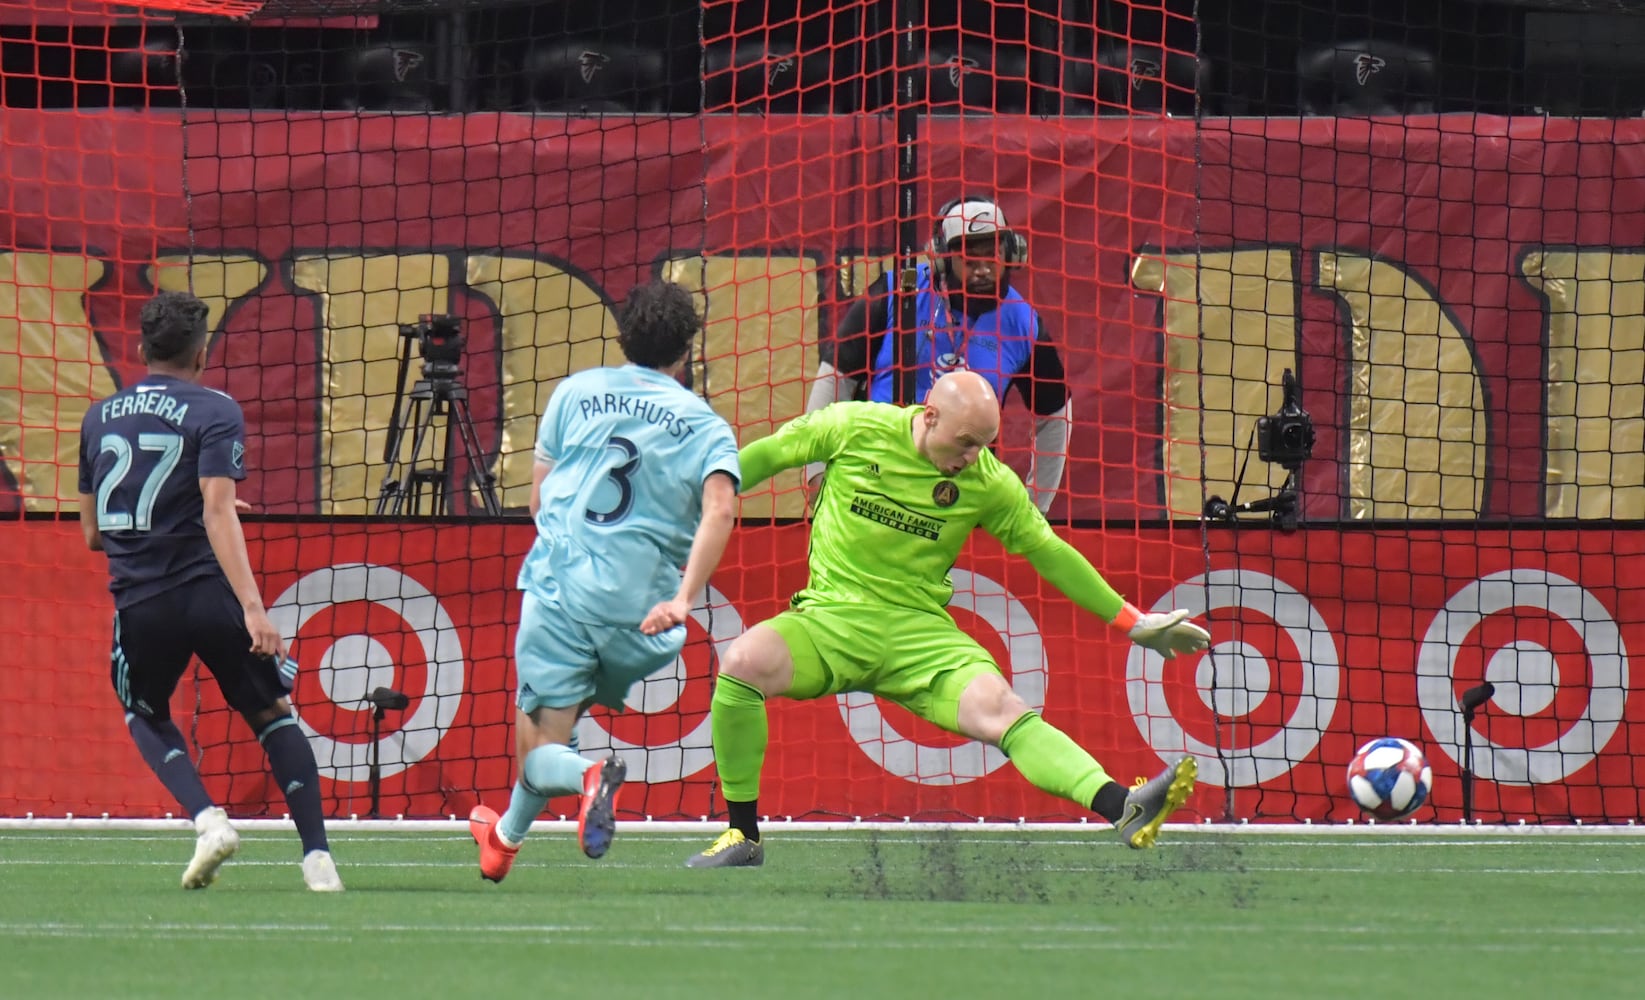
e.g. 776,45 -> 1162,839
2,828 -> 1640,999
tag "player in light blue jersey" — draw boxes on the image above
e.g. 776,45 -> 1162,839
469,281 -> 740,882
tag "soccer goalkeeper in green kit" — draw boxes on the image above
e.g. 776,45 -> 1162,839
686,371 -> 1212,868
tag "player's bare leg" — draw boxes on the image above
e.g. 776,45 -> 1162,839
687,624 -> 794,868
955,672 -> 1194,848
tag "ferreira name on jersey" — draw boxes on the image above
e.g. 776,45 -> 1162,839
78,374 -> 248,608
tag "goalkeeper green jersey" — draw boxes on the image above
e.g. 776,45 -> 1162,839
738,401 -> 1060,615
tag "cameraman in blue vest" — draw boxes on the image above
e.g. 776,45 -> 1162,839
805,195 -> 1071,512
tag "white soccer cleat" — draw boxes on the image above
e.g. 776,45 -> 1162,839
181,807 -> 240,889
302,849 -> 344,892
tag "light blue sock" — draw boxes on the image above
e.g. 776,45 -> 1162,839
498,743 -> 594,845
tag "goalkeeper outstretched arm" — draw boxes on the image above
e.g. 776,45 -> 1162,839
983,476 -> 1211,660
1023,540 -> 1210,659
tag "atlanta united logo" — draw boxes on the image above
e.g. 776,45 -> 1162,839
933,481 -> 959,507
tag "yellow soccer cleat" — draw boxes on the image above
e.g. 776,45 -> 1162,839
684,828 -> 765,868
1115,756 -> 1198,849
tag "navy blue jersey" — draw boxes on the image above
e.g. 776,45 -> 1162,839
77,374 -> 247,609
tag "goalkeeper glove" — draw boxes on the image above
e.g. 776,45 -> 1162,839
1117,605 -> 1211,660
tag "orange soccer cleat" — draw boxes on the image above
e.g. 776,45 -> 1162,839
468,804 -> 519,883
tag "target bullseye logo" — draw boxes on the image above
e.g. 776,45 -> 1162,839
575,584 -> 741,781
838,569 -> 1046,785
1416,568 -> 1629,784
1127,569 -> 1341,787
267,563 -> 465,783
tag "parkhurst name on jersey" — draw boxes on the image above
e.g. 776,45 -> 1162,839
575,392 -> 697,442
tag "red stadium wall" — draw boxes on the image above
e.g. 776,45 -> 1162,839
7,114 -> 1645,520
4,112 -> 1644,823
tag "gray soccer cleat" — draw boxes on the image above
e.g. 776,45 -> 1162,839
1114,756 -> 1198,849
684,828 -> 765,868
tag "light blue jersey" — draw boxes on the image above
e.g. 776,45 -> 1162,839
518,364 -> 740,628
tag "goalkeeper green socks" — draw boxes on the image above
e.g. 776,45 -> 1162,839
999,711 -> 1114,811
710,674 -> 768,805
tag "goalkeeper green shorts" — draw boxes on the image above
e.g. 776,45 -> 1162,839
762,600 -> 999,733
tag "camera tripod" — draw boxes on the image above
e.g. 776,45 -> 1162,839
1204,466 -> 1302,531
374,346 -> 503,518
1203,368 -> 1314,532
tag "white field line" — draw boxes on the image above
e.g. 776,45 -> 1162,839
1,818 -> 1641,836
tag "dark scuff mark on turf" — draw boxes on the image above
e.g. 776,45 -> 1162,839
918,826 -> 966,902
841,827 -> 892,900
1141,833 -> 1259,911
973,833 -> 1053,904
828,829 -> 1257,908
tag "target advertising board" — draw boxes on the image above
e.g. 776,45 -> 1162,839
4,521 -> 1638,824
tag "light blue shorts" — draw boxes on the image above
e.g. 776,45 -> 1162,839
514,591 -> 687,713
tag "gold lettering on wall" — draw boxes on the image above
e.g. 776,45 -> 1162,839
290,253 -> 451,515
1317,253 -> 1485,519
664,255 -> 820,518
0,252 -> 114,510
465,255 -> 621,510
1521,249 -> 1645,520
147,255 -> 271,340
837,253 -> 895,301
1132,248 -> 1301,518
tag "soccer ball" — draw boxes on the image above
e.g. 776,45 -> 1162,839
1346,737 -> 1433,820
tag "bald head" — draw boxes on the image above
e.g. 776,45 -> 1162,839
917,371 -> 1001,476
927,371 -> 999,425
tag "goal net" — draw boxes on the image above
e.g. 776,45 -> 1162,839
2,0 -> 1642,826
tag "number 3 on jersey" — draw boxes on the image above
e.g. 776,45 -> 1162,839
96,432 -> 183,531
584,436 -> 641,525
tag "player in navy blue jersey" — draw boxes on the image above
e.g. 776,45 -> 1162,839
807,195 -> 1072,513
77,291 -> 342,892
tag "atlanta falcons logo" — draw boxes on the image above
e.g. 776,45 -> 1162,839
578,51 -> 611,84
1129,58 -> 1161,88
391,49 -> 423,83
1353,53 -> 1386,86
767,56 -> 795,86
945,55 -> 979,89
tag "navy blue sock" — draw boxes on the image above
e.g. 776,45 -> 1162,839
127,714 -> 214,820
257,717 -> 328,855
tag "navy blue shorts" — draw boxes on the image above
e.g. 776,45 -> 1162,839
110,575 -> 289,722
